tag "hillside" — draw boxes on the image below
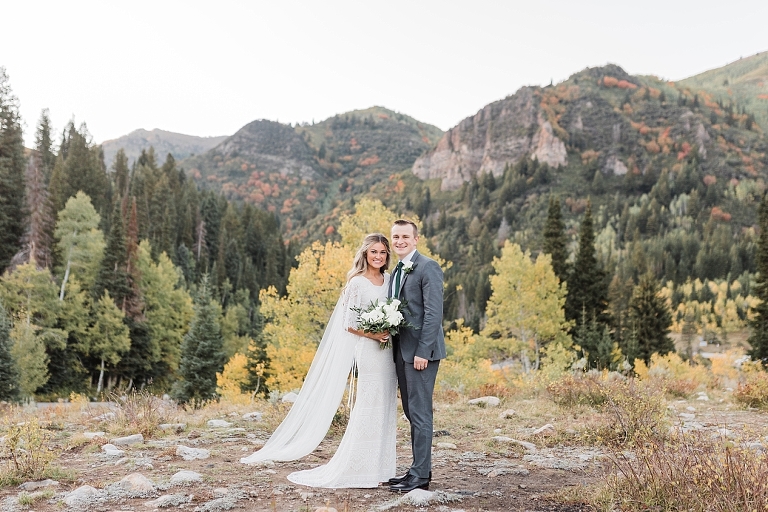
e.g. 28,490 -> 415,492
101,128 -> 227,167
680,51 -> 768,133
392,64 -> 768,330
181,107 -> 443,235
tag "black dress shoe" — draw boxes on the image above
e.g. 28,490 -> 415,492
386,470 -> 431,485
387,472 -> 410,485
389,474 -> 430,492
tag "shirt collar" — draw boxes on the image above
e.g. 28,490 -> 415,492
399,250 -> 417,265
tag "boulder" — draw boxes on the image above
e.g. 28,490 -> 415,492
117,473 -> 155,492
207,419 -> 233,428
436,442 -> 457,450
101,444 -> 125,457
18,479 -> 58,491
63,485 -> 100,506
468,396 -> 500,407
532,424 -> 556,437
492,436 -> 537,452
242,412 -> 263,421
111,433 -> 144,445
499,409 -> 516,419
170,470 -> 203,485
176,445 -> 210,460
83,431 -> 105,439
281,392 -> 299,403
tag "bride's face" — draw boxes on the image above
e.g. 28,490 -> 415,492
366,242 -> 388,271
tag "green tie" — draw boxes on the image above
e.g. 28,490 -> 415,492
394,261 -> 404,297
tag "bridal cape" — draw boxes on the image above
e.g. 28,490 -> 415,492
240,292 -> 358,464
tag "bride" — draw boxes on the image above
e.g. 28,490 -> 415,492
241,233 -> 397,488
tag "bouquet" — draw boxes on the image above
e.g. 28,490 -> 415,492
352,298 -> 412,349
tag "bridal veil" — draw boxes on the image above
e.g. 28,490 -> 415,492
240,291 -> 358,464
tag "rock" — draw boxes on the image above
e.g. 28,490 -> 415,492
228,412 -> 240,417
158,423 -> 186,432
64,485 -> 101,506
696,393 -> 710,401
144,494 -> 191,508
176,445 -> 210,460
686,406 -> 696,412
242,412 -> 263,421
499,409 -> 516,419
468,396 -> 500,407
18,479 -> 58,491
314,507 -> 338,512
93,412 -> 116,422
713,428 -> 734,438
83,431 -> 105,439
170,470 -> 203,485
679,413 -> 695,421
437,442 -> 457,450
213,487 -> 228,497
744,442 -> 765,453
207,419 -> 233,428
101,444 -> 125,456
281,392 -> 299,403
117,473 -> 155,492
532,424 -> 556,437
111,433 -> 144,445
492,436 -> 537,452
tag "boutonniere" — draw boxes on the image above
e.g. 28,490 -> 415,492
402,261 -> 416,274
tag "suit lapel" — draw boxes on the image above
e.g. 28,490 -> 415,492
398,251 -> 420,297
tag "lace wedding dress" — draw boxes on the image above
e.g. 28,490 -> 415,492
241,275 -> 397,488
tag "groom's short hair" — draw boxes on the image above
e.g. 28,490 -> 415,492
393,219 -> 418,238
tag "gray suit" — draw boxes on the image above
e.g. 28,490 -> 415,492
388,251 -> 445,479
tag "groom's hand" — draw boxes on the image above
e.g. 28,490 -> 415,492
413,356 -> 428,371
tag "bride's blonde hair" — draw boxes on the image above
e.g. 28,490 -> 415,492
346,233 -> 391,284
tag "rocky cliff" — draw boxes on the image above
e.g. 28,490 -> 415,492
413,87 -> 568,190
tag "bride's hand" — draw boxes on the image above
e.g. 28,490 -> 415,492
369,331 -> 389,342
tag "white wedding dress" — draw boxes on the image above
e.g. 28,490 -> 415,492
241,274 -> 397,488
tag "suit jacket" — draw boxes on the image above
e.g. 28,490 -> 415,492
389,251 -> 446,363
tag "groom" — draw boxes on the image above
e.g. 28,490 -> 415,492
387,219 -> 446,492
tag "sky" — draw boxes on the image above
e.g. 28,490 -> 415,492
2,0 -> 767,146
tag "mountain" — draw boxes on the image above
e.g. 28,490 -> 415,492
412,63 -> 764,192
181,106 -> 443,234
680,51 -> 768,133
101,129 -> 227,167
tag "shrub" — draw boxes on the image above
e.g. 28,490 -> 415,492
0,417 -> 57,484
607,431 -> 768,511
734,362 -> 768,408
634,352 -> 709,397
547,371 -> 611,407
107,391 -> 173,438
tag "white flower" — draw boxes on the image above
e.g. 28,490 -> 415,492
402,261 -> 415,273
389,298 -> 401,308
386,311 -> 403,326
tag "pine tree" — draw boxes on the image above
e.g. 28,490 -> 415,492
93,197 -> 131,308
172,276 -> 226,406
10,154 -> 54,269
0,302 -> 21,402
748,193 -> 768,363
565,200 -> 610,329
35,109 -> 56,181
542,196 -> 569,283
627,275 -> 674,363
0,67 -> 27,273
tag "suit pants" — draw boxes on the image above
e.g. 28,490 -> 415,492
394,345 -> 439,479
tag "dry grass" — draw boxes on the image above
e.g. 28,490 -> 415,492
105,390 -> 177,438
605,431 -> 768,511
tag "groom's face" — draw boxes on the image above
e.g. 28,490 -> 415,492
391,224 -> 418,259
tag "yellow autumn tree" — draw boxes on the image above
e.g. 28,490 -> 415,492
217,352 -> 250,404
438,319 -> 500,393
479,242 -> 572,372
